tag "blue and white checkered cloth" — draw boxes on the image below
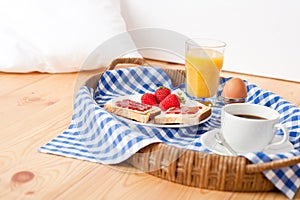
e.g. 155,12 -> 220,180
39,67 -> 300,199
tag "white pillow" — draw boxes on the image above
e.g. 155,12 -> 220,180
0,0 -> 140,73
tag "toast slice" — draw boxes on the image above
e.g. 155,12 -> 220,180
104,99 -> 161,123
154,104 -> 211,125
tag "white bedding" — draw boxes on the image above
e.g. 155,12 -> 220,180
0,0 -> 140,73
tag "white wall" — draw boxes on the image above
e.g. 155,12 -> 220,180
121,0 -> 300,82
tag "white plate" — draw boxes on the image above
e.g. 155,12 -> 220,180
116,114 -> 211,128
200,129 -> 294,155
108,94 -> 212,128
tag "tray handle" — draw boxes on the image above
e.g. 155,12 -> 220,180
84,58 -> 146,90
108,57 -> 147,70
246,154 -> 300,173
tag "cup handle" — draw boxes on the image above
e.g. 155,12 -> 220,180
264,124 -> 289,150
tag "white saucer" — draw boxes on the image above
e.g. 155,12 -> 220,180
200,129 -> 294,156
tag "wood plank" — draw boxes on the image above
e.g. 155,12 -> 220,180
0,72 -> 51,96
0,72 -> 98,199
0,63 -> 299,199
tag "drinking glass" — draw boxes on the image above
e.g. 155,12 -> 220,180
185,38 -> 226,99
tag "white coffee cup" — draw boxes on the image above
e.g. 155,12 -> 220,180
221,103 -> 289,154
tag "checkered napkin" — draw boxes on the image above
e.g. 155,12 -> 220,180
39,67 -> 300,199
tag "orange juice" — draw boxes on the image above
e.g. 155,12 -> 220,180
186,48 -> 224,98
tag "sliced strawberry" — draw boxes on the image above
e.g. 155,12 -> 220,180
159,94 -> 180,111
141,93 -> 158,106
155,86 -> 171,103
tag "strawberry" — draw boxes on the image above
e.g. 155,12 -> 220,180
155,86 -> 171,103
159,94 -> 181,111
141,93 -> 158,106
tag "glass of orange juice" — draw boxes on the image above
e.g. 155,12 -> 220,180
185,38 -> 226,99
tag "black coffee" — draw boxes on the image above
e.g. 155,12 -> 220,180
234,114 -> 267,120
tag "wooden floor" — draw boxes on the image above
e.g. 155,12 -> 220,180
0,60 -> 299,199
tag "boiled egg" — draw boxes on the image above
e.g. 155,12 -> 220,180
222,77 -> 247,99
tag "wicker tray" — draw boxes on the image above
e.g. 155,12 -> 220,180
85,57 -> 300,192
